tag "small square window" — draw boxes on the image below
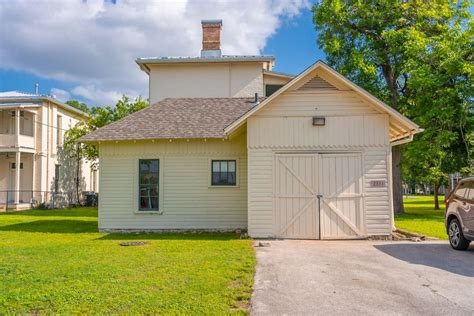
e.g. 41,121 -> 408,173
211,160 -> 237,186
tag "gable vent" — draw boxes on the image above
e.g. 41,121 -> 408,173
298,75 -> 338,91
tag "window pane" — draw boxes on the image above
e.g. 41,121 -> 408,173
228,172 -> 235,184
466,188 -> 474,200
139,159 -> 159,210
456,188 -> 467,198
228,161 -> 236,172
212,161 -> 220,172
220,161 -> 228,172
220,171 -> 228,184
212,172 -> 220,185
140,196 -> 158,210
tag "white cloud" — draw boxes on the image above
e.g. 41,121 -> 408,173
50,88 -> 71,102
0,0 -> 310,106
71,85 -> 123,107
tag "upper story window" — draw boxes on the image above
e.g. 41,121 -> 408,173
57,115 -> 63,146
211,160 -> 237,186
265,84 -> 284,97
139,159 -> 160,211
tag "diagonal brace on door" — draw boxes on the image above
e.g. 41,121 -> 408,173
278,198 -> 315,235
323,200 -> 361,235
277,158 -> 315,195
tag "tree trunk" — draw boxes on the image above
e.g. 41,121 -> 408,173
434,183 -> 440,210
76,147 -> 80,205
392,145 -> 405,214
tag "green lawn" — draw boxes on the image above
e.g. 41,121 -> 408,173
395,196 -> 447,239
0,208 -> 255,314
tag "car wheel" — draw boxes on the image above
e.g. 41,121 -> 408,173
448,218 -> 470,250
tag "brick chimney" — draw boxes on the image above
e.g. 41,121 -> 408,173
201,19 -> 222,58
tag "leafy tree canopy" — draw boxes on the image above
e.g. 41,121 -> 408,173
64,95 -> 149,166
66,100 -> 90,114
313,0 -> 473,209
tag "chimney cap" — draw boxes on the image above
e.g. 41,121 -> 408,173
201,19 -> 222,25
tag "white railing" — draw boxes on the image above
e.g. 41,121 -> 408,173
19,134 -> 35,148
0,134 -> 35,149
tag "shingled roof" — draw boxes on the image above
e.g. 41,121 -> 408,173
79,97 -> 261,142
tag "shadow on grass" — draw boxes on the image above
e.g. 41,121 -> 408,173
395,214 -> 444,221
0,220 -> 98,233
374,243 -> 474,277
96,232 -> 240,241
0,208 -> 98,218
403,200 -> 443,206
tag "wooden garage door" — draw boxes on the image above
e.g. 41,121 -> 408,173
274,154 -> 320,239
274,153 -> 363,239
319,154 -> 363,239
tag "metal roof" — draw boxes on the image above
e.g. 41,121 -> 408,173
0,91 -> 88,117
136,55 -> 274,65
0,90 -> 40,97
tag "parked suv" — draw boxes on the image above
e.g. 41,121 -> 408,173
445,177 -> 474,250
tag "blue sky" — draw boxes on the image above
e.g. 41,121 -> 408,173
0,9 -> 324,102
264,8 -> 325,75
1,1 -> 470,107
0,1 -> 320,106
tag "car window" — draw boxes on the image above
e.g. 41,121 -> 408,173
466,188 -> 474,201
455,184 -> 468,198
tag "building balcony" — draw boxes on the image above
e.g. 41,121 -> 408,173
0,133 -> 35,151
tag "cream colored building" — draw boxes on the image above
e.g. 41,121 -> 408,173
80,20 -> 419,239
0,91 -> 97,210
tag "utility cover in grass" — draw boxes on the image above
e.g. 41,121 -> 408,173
119,241 -> 149,246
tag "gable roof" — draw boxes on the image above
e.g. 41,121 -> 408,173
79,97 -> 261,142
224,60 -> 420,142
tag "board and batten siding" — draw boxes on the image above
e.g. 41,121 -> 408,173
247,89 -> 393,238
98,135 -> 248,231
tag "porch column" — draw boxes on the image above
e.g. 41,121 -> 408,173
14,108 -> 21,204
15,108 -> 20,147
14,151 -> 20,204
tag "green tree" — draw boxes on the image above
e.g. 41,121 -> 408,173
313,0 -> 472,212
64,95 -> 148,196
402,14 -> 473,209
66,100 -> 90,114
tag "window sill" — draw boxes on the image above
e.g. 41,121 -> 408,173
208,185 -> 239,189
134,210 -> 164,215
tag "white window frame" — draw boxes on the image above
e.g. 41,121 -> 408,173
134,157 -> 164,214
208,157 -> 240,188
56,115 -> 63,147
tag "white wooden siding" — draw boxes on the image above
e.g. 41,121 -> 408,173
98,135 -> 248,231
247,88 -> 392,238
363,149 -> 392,234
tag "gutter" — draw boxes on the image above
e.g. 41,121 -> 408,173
390,128 -> 424,147
390,134 -> 413,146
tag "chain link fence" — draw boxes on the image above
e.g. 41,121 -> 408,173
0,190 -> 98,211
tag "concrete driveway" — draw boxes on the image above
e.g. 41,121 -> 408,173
251,240 -> 474,315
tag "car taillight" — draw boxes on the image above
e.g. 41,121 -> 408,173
444,199 -> 449,207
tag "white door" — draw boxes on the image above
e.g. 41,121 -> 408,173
274,154 -> 320,239
274,153 -> 364,239
319,153 -> 364,239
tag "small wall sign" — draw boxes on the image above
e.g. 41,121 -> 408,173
370,180 -> 386,188
312,116 -> 325,126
